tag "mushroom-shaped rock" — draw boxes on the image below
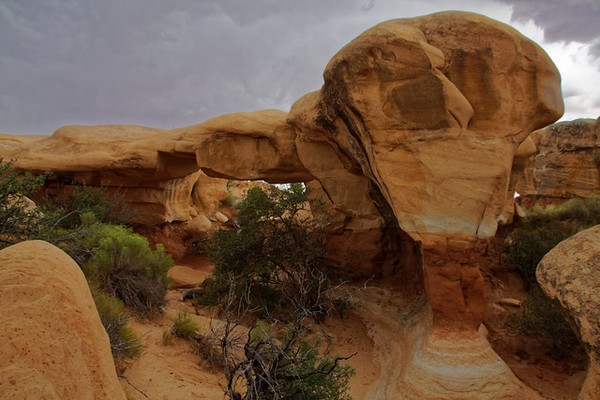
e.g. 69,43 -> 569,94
0,241 -> 126,399
537,225 -> 600,400
289,11 -> 563,327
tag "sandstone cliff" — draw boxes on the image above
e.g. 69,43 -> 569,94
518,117 -> 600,202
0,125 -> 228,226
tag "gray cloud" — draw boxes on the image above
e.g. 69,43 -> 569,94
0,0 -> 598,134
562,88 -> 582,98
498,0 -> 600,44
0,0 -> 376,133
590,40 -> 600,59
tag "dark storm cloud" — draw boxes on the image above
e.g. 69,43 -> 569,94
498,0 -> 600,45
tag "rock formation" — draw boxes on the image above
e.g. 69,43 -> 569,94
0,11 -> 565,398
0,125 -> 228,226
537,225 -> 600,400
0,241 -> 126,399
517,117 -> 600,203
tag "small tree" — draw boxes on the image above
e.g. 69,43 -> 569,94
0,159 -> 47,248
203,183 -> 332,320
201,184 -> 355,399
84,222 -> 173,318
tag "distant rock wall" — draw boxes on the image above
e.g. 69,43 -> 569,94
518,117 -> 600,203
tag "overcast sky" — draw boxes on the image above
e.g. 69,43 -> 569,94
1,0 -> 599,135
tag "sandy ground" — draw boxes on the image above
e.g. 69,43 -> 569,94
118,255 -> 586,400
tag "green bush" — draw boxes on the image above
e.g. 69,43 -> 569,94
0,159 -> 47,248
516,287 -> 581,360
172,312 -> 199,340
504,197 -> 600,287
227,322 -> 354,400
92,289 -> 141,373
84,222 -> 173,318
193,276 -> 228,307
44,184 -> 136,229
503,197 -> 596,360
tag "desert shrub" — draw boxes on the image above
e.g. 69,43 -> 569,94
0,159 -> 47,248
193,333 -> 223,371
224,320 -> 354,400
171,313 -> 223,370
193,276 -> 228,306
92,289 -> 141,372
504,197 -> 600,287
503,198 -> 597,360
44,184 -> 136,229
84,222 -> 173,318
515,287 -> 581,360
504,222 -> 579,287
172,312 -> 199,339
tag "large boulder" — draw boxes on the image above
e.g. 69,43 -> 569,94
0,241 -> 126,399
518,117 -> 600,203
537,225 -> 600,400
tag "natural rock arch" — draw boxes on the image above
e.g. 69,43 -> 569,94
0,11 -> 563,399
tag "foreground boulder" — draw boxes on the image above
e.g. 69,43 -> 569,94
0,241 -> 126,399
538,226 -> 600,400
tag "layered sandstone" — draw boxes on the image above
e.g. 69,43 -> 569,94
0,241 -> 126,399
0,126 -> 228,226
518,117 -> 600,202
538,226 -> 600,400
401,328 -> 542,399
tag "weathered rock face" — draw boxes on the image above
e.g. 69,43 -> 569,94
174,110 -> 313,184
518,117 -> 600,203
289,12 -> 562,244
0,241 -> 126,399
0,125 -> 228,226
537,225 -> 600,400
288,11 -> 562,328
